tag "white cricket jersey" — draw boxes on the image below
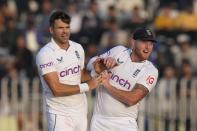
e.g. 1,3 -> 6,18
36,38 -> 87,115
87,45 -> 158,119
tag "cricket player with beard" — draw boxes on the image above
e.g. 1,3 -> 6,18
36,10 -> 101,131
87,28 -> 159,131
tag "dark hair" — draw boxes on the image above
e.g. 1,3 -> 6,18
49,10 -> 71,27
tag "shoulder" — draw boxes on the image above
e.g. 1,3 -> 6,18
143,61 -> 158,75
36,42 -> 54,60
70,40 -> 84,50
111,45 -> 128,51
69,40 -> 85,56
109,45 -> 129,54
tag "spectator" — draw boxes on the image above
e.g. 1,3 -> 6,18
0,17 -> 21,51
156,65 -> 177,131
10,34 -> 34,79
100,18 -> 128,50
79,1 -> 103,46
67,2 -> 83,42
122,5 -> 148,31
173,34 -> 197,73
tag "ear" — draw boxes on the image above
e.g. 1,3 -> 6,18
49,27 -> 53,34
130,38 -> 135,49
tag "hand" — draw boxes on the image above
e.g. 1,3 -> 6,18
100,70 -> 112,88
87,75 -> 102,90
103,57 -> 118,69
93,58 -> 107,74
93,57 -> 118,74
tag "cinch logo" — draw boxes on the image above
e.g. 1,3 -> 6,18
111,73 -> 131,89
40,62 -> 53,69
60,65 -> 80,77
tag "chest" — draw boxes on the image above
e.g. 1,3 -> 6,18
53,49 -> 82,73
109,60 -> 145,91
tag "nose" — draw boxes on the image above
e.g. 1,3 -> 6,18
62,28 -> 67,33
145,41 -> 153,49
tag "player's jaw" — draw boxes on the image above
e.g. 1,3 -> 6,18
133,41 -> 153,61
140,49 -> 152,60
140,41 -> 153,59
54,30 -> 70,45
134,49 -> 150,61
59,32 -> 70,43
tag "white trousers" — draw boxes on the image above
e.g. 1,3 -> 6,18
47,113 -> 87,131
90,114 -> 138,131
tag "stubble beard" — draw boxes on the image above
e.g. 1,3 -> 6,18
133,48 -> 148,62
54,35 -> 69,45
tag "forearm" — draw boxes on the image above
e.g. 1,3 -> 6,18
105,83 -> 149,106
43,72 -> 90,97
105,85 -> 136,106
51,83 -> 80,97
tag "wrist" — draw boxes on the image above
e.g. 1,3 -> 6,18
79,83 -> 89,93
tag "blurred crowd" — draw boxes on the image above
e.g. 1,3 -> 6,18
0,0 -> 197,131
0,0 -> 197,82
0,0 -> 197,83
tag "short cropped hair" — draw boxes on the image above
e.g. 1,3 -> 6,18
49,10 -> 71,27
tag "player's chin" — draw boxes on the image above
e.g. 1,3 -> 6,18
60,39 -> 68,44
141,53 -> 150,60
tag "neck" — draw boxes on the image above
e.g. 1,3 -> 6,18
58,42 -> 69,50
54,38 -> 69,50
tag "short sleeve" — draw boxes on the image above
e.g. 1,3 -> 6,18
36,51 -> 56,76
78,45 -> 85,70
99,45 -> 127,59
86,45 -> 128,77
86,56 -> 99,77
137,67 -> 158,92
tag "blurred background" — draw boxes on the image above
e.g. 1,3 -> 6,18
0,0 -> 196,131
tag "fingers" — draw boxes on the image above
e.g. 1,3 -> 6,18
93,75 -> 102,85
100,70 -> 107,76
94,57 -> 117,74
103,57 -> 117,69
95,58 -> 102,63
99,70 -> 111,87
96,74 -> 102,81
93,58 -> 107,74
100,70 -> 111,80
93,58 -> 102,67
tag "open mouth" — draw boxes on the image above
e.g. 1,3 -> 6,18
143,50 -> 149,54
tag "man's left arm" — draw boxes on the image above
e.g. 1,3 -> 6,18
101,69 -> 158,106
105,82 -> 149,106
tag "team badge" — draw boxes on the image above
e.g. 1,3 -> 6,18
117,58 -> 124,64
56,57 -> 63,63
132,69 -> 140,78
107,50 -> 110,56
146,29 -> 152,36
75,51 -> 80,59
146,76 -> 155,84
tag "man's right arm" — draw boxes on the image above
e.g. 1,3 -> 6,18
36,51 -> 101,97
43,71 -> 101,97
